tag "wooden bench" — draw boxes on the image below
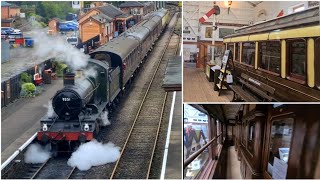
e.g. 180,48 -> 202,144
229,73 -> 275,102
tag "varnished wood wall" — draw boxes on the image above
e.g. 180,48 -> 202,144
235,105 -> 320,179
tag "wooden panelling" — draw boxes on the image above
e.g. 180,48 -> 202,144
260,105 -> 320,179
239,105 -> 267,179
79,9 -> 100,24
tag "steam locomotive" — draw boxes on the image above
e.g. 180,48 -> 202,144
37,9 -> 170,152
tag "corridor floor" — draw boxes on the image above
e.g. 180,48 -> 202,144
227,146 -> 241,179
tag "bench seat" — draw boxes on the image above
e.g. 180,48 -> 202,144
229,73 -> 276,102
229,85 -> 259,102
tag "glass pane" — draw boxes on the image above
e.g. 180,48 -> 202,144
242,42 -> 255,66
267,118 -> 294,179
247,121 -> 255,153
184,105 -> 209,159
184,147 -> 210,179
235,43 -> 239,61
290,41 -> 306,76
184,104 -> 210,179
260,41 -> 281,73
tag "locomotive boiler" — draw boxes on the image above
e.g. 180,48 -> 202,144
37,59 -> 110,149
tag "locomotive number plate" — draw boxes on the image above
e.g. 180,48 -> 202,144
62,98 -> 71,101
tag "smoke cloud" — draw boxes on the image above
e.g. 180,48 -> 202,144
43,100 -> 54,117
30,29 -> 89,70
24,143 -> 51,164
100,111 -> 111,126
67,140 -> 120,171
82,67 -> 98,79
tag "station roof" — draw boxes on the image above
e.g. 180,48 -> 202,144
162,56 -> 182,92
96,4 -> 124,18
91,14 -> 112,23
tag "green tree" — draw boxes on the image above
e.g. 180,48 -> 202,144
36,2 -> 76,23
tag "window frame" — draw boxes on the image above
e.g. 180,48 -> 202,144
247,120 -> 255,155
241,41 -> 256,67
235,43 -> 240,61
286,38 -> 307,84
263,115 -> 295,179
258,40 -> 281,76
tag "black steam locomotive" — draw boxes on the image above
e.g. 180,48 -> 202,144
37,9 -> 170,151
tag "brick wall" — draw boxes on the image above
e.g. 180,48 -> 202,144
1,7 -> 9,19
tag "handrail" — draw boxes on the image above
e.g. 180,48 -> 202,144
184,134 -> 221,169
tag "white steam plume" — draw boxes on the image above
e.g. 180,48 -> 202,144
82,67 -> 97,79
100,111 -> 111,126
31,30 -> 89,70
43,100 -> 54,117
67,140 -> 120,171
24,143 -> 51,164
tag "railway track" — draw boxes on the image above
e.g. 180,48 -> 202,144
6,157 -> 77,179
109,13 -> 180,179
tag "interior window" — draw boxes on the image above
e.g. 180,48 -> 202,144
242,42 -> 255,66
260,41 -> 281,73
247,121 -> 255,153
267,118 -> 294,179
235,43 -> 240,61
288,39 -> 306,78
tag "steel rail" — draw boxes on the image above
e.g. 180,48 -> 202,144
30,158 -> 50,179
66,167 -> 76,179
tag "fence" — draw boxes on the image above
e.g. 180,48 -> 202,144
1,59 -> 53,108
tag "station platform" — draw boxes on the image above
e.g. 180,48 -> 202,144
1,79 -> 63,162
162,91 -> 182,179
162,56 -> 182,91
183,63 -> 233,102
1,48 -> 54,82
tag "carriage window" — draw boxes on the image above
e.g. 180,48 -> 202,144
247,121 -> 255,153
260,41 -> 281,73
267,118 -> 294,179
288,39 -> 306,77
235,43 -> 240,61
242,42 -> 255,66
183,104 -> 210,179
227,43 -> 234,57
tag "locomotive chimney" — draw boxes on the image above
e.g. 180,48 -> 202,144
63,73 -> 75,86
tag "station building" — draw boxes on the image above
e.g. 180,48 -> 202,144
183,1 -> 320,102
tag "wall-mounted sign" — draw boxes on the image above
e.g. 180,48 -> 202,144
205,27 -> 213,38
